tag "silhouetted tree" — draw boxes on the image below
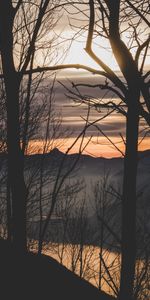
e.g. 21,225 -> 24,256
56,1 -> 149,299
0,0 -> 62,252
0,2 -> 149,299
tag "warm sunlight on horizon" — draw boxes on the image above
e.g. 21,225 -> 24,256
26,136 -> 150,158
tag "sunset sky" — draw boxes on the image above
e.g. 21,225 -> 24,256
34,3 -> 150,158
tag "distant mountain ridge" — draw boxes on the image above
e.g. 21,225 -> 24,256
28,147 -> 150,161
27,147 -> 150,173
1,148 -> 150,179
1,147 -> 150,161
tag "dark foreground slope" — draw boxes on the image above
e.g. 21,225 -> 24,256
0,239 -> 115,300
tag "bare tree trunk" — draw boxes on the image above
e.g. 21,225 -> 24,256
106,3 -> 141,297
6,173 -> 11,241
0,1 -> 27,252
119,92 -> 139,300
5,73 -> 27,252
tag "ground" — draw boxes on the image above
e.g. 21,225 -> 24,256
0,239 -> 115,300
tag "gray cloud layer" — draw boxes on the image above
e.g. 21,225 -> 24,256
53,76 -> 126,138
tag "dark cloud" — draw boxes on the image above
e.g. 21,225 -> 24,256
51,76 -> 126,138
40,74 -> 147,142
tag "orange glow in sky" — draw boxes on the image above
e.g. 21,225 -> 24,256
27,136 -> 150,158
35,24 -> 150,158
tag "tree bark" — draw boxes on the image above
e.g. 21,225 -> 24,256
119,91 -> 139,300
106,2 -> 141,298
0,1 -> 27,252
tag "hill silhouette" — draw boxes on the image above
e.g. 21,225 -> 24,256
0,239 -> 115,300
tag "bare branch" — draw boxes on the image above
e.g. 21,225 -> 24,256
135,35 -> 150,66
85,0 -> 127,96
126,0 -> 150,27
